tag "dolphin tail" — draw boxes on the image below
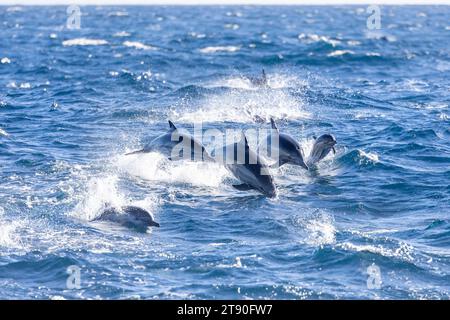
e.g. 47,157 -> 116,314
270,118 -> 279,132
125,149 -> 145,156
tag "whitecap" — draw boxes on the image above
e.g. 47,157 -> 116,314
108,11 -> 129,17
7,81 -> 31,89
358,150 -> 379,163
113,31 -> 130,37
123,41 -> 157,50
199,46 -> 240,54
0,128 -> 8,137
62,38 -> 108,46
337,242 -> 414,262
1,57 -> 11,64
216,257 -> 245,269
347,40 -> 361,46
327,50 -> 354,57
298,33 -> 341,47
224,23 -> 239,30
20,83 -> 31,89
188,32 -> 206,39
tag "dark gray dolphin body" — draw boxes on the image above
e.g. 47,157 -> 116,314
259,118 -> 309,170
221,134 -> 277,198
307,134 -> 337,167
247,69 -> 268,87
94,205 -> 160,230
126,120 -> 214,162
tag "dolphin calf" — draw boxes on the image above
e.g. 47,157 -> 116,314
259,118 -> 309,170
221,134 -> 277,198
126,120 -> 214,162
307,134 -> 337,167
94,205 -> 160,230
247,69 -> 268,87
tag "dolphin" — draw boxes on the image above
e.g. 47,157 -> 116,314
221,134 -> 277,198
307,134 -> 337,167
259,118 -> 309,170
247,69 -> 268,87
94,205 -> 160,230
126,120 -> 214,162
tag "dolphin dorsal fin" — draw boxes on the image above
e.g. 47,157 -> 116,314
168,120 -> 177,131
270,118 -> 279,133
262,69 -> 267,84
241,133 -> 250,151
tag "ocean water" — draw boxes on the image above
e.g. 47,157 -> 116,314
0,5 -> 449,300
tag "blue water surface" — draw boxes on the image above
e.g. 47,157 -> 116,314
0,5 -> 449,299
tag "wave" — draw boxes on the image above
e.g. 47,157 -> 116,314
199,46 -> 240,54
1,57 -> 11,64
114,31 -> 131,37
327,50 -> 354,57
123,41 -> 157,50
62,38 -> 108,46
298,33 -> 341,47
0,128 -> 9,137
337,149 -> 380,168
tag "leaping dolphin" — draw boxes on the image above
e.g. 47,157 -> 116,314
259,118 -> 309,170
94,205 -> 160,230
126,120 -> 214,162
222,134 -> 277,198
307,134 -> 337,167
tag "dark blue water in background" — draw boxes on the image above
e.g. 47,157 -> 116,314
0,5 -> 449,299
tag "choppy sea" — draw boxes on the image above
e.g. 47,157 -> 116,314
0,5 -> 449,299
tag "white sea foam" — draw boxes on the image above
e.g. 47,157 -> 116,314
298,33 -> 341,47
114,31 -> 131,37
1,57 -> 11,64
293,211 -> 336,246
358,150 -> 379,163
6,6 -> 22,12
337,242 -> 414,262
62,38 -> 108,46
224,23 -> 239,30
108,11 -> 129,17
7,81 -> 31,89
0,209 -> 27,252
208,73 -> 307,90
71,175 -> 128,221
116,152 -> 229,188
171,83 -> 309,123
327,50 -> 354,57
0,128 -> 8,137
199,46 -> 240,54
123,41 -> 157,50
